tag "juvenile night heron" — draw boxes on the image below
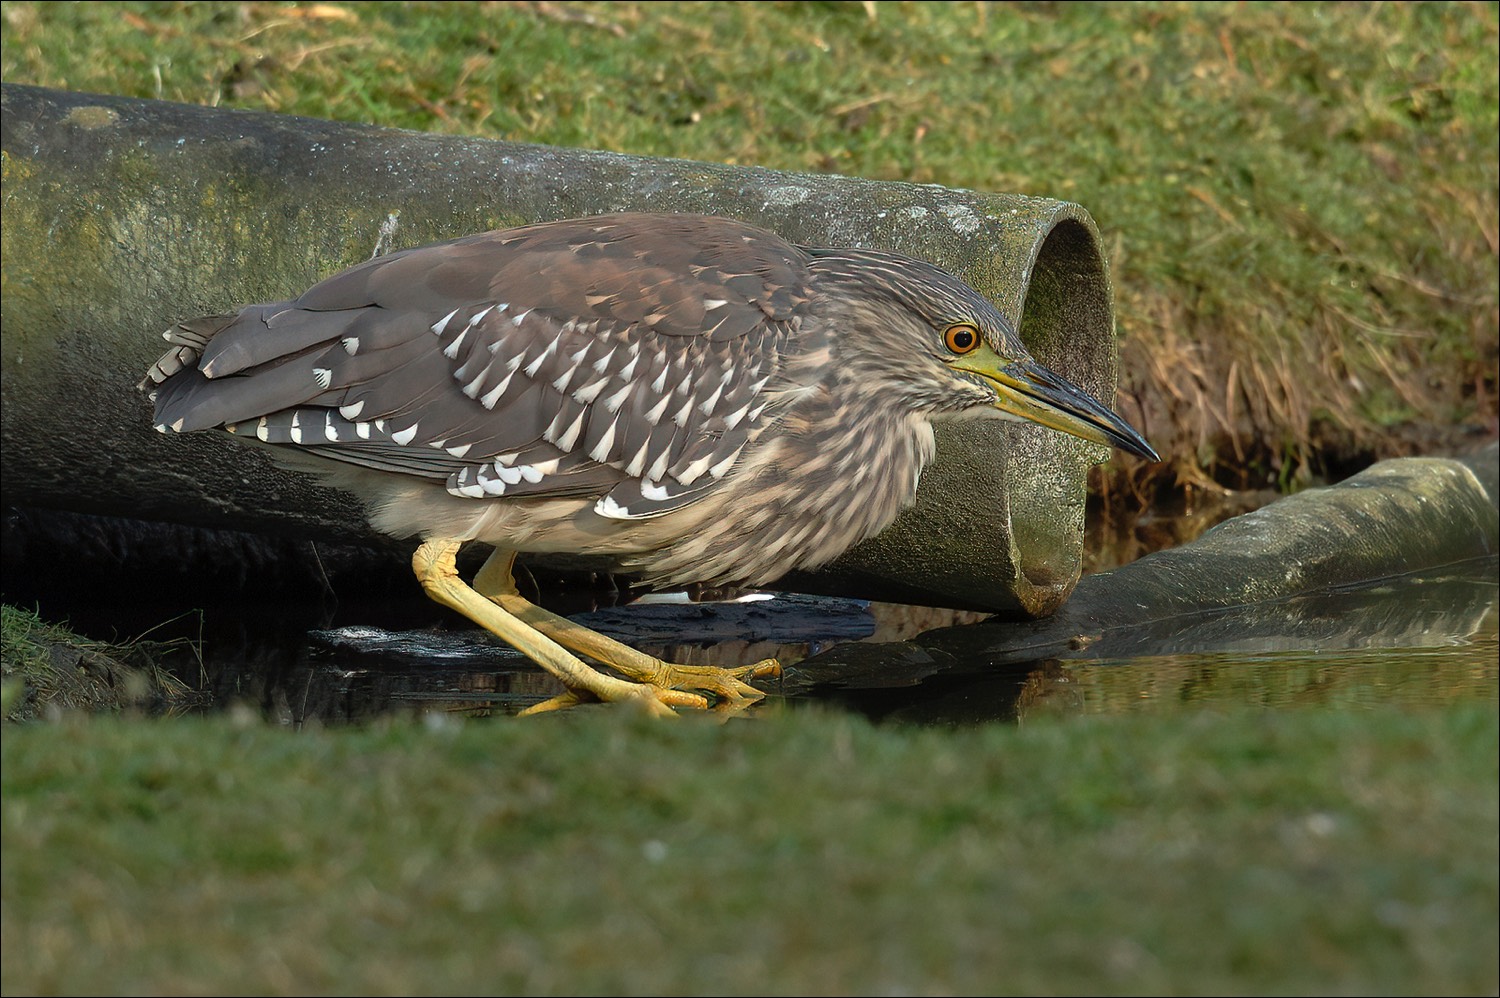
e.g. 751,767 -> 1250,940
143,212 -> 1156,715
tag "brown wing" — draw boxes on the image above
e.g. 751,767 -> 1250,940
147,214 -> 811,517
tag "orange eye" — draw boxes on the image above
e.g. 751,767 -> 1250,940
944,323 -> 981,355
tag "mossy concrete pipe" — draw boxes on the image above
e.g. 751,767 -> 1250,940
1,83 -> 1123,617
793,443 -> 1499,686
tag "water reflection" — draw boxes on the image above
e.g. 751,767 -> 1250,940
171,558 -> 1495,726
1069,640 -> 1500,715
790,561 -> 1499,724
7,504 -> 1494,726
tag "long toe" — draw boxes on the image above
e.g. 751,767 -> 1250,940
645,658 -> 782,707
519,684 -> 707,717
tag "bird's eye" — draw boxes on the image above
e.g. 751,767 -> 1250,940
943,324 -> 981,355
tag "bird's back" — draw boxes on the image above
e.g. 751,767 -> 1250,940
145,214 -> 817,525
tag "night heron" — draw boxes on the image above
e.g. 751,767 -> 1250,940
143,212 -> 1157,715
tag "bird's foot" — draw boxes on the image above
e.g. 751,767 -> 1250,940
463,549 -> 781,716
519,659 -> 781,716
519,684 -> 706,718
630,658 -> 783,710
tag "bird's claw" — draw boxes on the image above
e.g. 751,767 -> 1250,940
518,658 -> 781,717
647,657 -> 782,708
518,683 -> 707,718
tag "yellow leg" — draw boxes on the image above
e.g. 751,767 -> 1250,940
472,549 -> 781,709
412,539 -> 708,717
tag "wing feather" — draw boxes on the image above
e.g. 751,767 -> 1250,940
146,214 -> 811,509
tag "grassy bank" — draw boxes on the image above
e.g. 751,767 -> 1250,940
0,604 -> 199,721
4,704 -> 1496,995
3,1 -> 1495,488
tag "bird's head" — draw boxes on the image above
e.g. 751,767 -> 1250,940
809,248 -> 1159,462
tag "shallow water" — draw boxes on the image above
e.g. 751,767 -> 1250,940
70,557 -> 1489,727
6,495 -> 1495,725
787,560 -> 1499,724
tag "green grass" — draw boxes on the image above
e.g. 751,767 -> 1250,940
0,604 -> 195,721
3,1 -> 1496,487
4,704 -> 1496,995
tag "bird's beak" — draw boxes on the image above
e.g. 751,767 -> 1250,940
958,356 -> 1160,462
